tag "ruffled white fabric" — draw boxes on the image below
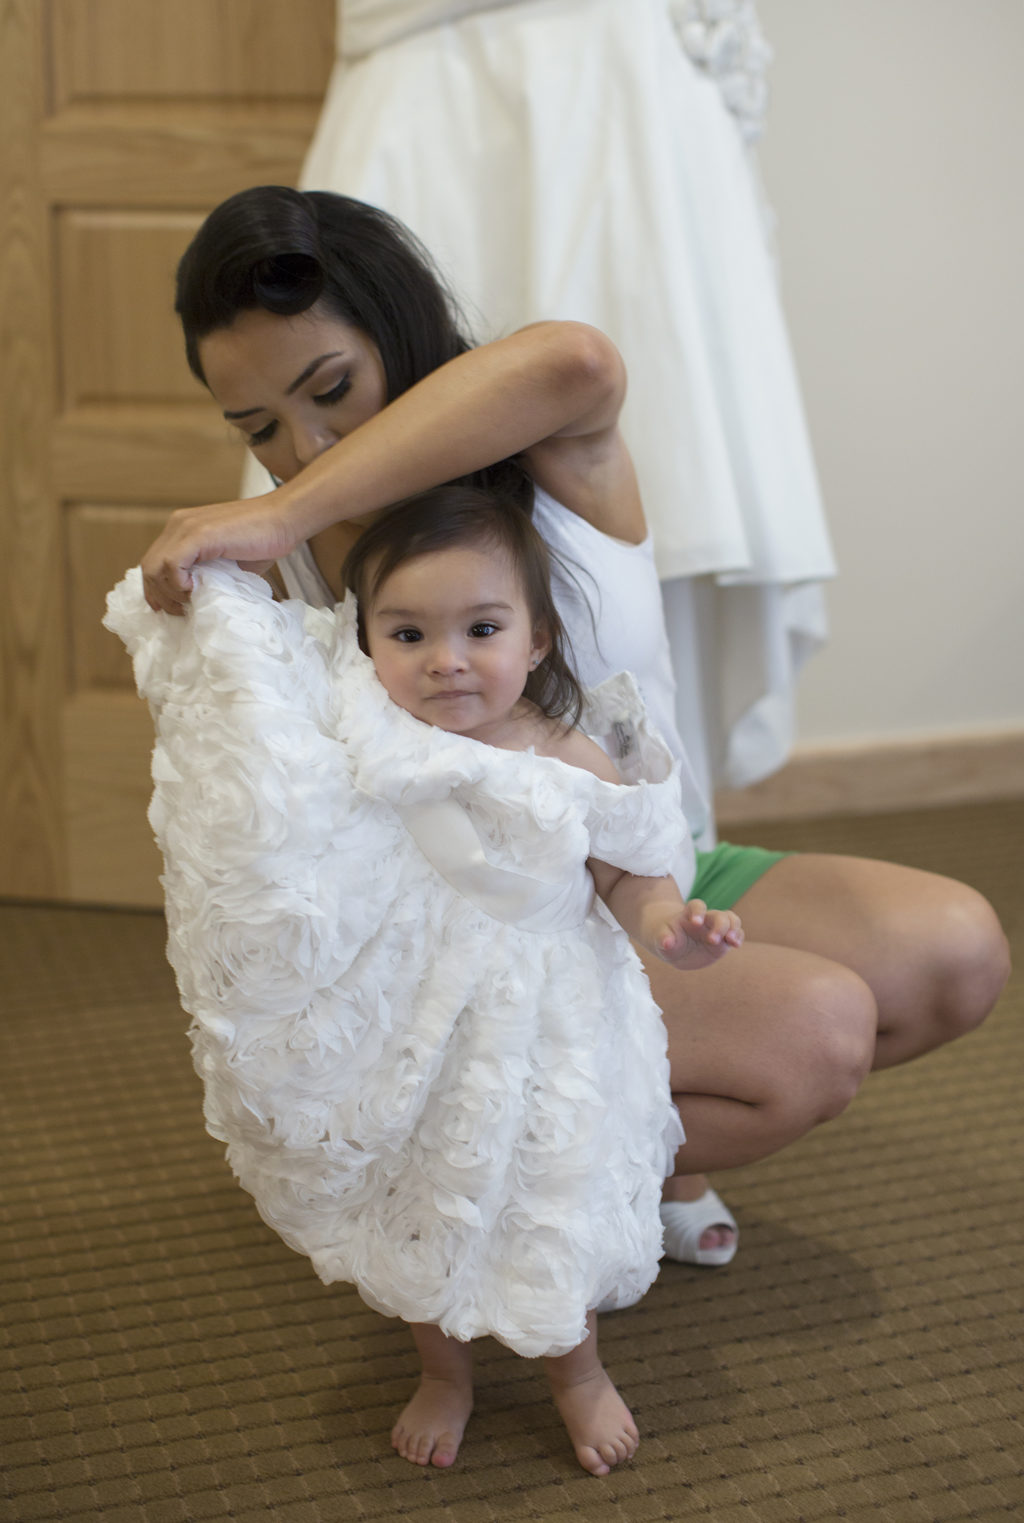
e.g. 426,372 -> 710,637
669,0 -> 773,144
104,563 -> 686,1358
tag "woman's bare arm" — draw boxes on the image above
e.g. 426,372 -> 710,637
142,321 -> 640,613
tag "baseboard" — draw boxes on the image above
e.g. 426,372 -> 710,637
713,727 -> 1024,825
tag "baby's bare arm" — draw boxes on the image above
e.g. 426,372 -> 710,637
548,733 -> 744,968
597,872 -> 744,970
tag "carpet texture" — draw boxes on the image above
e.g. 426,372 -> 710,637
2,801 -> 1022,1522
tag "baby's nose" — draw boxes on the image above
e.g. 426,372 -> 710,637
429,641 -> 467,674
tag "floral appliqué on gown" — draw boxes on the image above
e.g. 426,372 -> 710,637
105,562 -> 687,1357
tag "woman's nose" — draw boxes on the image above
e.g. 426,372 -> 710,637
293,419 -> 338,468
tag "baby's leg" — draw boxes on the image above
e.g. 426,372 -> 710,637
391,1322 -> 474,1468
544,1312 -> 638,1476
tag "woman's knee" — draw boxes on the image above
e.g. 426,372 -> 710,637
791,962 -> 877,1123
927,885 -> 1010,1041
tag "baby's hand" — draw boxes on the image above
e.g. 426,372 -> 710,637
657,899 -> 744,971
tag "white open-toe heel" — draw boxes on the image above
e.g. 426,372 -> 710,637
659,1188 -> 738,1267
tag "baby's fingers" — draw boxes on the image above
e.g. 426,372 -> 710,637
702,909 -> 744,947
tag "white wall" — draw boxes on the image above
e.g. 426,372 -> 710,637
756,0 -> 1024,746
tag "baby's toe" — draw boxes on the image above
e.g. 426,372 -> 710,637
431,1433 -> 460,1469
580,1447 -> 611,1477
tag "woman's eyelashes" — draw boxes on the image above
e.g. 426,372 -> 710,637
244,374 -> 353,447
313,375 -> 352,407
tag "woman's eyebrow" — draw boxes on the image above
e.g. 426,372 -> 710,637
222,353 -> 346,419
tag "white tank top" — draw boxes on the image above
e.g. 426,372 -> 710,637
277,487 -> 711,877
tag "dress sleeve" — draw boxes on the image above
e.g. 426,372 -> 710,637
585,774 -> 690,880
578,669 -> 691,877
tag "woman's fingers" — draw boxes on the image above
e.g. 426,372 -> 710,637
142,554 -> 195,614
140,507 -> 205,611
139,499 -> 290,614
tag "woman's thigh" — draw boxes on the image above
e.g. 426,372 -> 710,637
642,939 -> 876,1111
728,852 -> 1010,1066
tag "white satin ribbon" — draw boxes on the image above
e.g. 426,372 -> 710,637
395,797 -> 595,931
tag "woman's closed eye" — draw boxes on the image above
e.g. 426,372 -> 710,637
314,375 -> 352,407
244,376 -> 352,446
247,420 -> 276,447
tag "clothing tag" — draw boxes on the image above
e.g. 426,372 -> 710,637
609,719 -> 638,763
604,719 -> 646,783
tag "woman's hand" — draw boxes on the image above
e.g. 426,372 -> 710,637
656,900 -> 744,971
141,494 -> 295,614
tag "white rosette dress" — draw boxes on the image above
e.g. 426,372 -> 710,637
104,562 -> 687,1358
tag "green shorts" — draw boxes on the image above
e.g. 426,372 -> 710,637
690,841 -> 789,911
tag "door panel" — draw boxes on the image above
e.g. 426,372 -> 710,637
58,212 -> 205,405
52,0 -> 335,104
1,0 -> 334,906
66,504 -> 172,691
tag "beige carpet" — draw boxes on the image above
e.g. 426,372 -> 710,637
2,801 -> 1022,1522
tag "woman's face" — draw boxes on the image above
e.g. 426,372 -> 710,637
198,303 -> 389,483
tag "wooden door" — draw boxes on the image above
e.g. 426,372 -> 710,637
1,0 -> 334,906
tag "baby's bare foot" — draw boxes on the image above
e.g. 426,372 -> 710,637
391,1374 -> 474,1468
549,1365 -> 639,1476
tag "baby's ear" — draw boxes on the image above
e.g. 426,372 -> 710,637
531,623 -> 552,666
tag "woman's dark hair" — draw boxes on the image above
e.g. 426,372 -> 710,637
175,185 -> 531,508
342,486 -> 584,728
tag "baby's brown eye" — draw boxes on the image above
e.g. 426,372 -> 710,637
469,622 -> 498,638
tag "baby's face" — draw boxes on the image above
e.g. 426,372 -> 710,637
365,546 -> 549,743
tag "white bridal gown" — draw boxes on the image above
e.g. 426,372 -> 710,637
104,564 -> 686,1357
278,0 -> 836,799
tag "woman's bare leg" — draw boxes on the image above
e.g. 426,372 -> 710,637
646,939 -> 878,1170
645,853 -> 1009,1253
728,854 -> 1010,1068
544,1312 -> 639,1476
392,1323 -> 474,1468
